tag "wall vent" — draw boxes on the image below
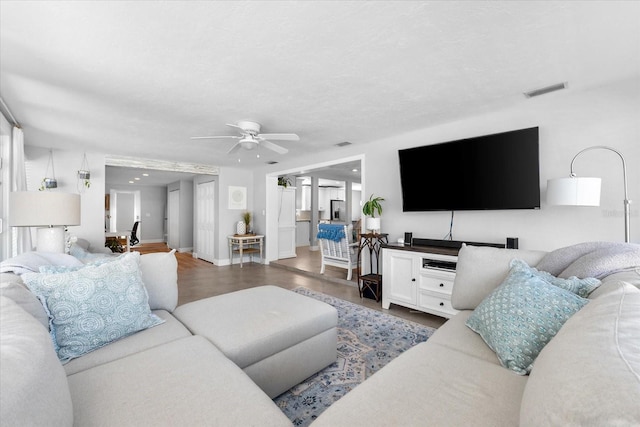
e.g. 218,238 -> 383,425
524,82 -> 568,98
335,141 -> 352,147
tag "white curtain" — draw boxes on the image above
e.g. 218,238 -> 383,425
11,126 -> 32,254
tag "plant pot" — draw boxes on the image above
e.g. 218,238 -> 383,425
44,178 -> 57,189
366,217 -> 380,232
78,170 -> 91,180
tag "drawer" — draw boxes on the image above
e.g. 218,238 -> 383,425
419,274 -> 455,294
418,291 -> 458,317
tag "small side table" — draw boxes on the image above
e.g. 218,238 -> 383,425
357,233 -> 388,302
228,234 -> 264,268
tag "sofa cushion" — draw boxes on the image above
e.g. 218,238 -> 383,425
426,310 -> 502,365
67,335 -> 291,426
0,273 -> 49,329
451,244 -> 547,310
63,310 -> 192,376
466,259 -> 590,375
0,296 -> 73,426
139,250 -> 178,312
37,250 -> 179,312
22,252 -> 164,363
520,281 -> 640,425
313,340 -> 528,427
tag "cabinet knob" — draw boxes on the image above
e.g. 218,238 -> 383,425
439,302 -> 444,307
411,278 -> 416,282
439,283 -> 444,287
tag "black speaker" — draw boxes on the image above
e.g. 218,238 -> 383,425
404,232 -> 413,246
506,237 -> 519,249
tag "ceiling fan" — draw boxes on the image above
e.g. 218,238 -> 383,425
190,120 -> 299,155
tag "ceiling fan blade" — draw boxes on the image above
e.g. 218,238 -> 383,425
227,142 -> 242,154
260,139 -> 289,154
257,133 -> 299,141
226,123 -> 244,130
190,135 -> 241,140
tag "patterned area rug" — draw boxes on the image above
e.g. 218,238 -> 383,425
274,288 -> 436,426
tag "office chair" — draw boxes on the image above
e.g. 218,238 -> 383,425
130,221 -> 140,246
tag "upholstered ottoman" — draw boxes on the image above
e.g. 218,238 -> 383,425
173,285 -> 338,398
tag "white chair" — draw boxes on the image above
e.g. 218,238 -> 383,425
317,224 -> 358,280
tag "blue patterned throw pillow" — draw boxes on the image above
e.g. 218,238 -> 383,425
509,259 -> 601,297
23,252 -> 164,363
466,259 -> 590,375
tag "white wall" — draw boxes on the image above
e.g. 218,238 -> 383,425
24,146 -> 106,250
217,167 -> 254,264
253,79 -> 639,253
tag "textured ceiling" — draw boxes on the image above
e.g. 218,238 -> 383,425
1,1 -> 639,169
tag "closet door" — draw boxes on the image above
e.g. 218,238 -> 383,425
195,181 -> 215,263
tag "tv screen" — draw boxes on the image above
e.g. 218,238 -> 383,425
398,127 -> 540,211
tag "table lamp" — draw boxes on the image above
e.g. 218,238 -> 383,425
546,146 -> 630,243
9,191 -> 81,252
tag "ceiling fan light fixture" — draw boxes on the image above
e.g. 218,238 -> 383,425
240,137 -> 257,150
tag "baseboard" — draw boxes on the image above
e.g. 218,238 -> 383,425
140,239 -> 165,244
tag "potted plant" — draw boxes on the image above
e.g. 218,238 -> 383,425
243,211 -> 252,234
277,176 -> 292,187
362,194 -> 384,232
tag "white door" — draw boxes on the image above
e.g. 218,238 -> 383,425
278,186 -> 297,258
196,181 -> 215,263
168,189 -> 180,250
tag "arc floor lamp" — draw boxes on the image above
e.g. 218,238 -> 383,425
546,146 -> 631,243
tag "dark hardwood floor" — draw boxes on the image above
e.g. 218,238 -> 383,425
132,242 -> 446,329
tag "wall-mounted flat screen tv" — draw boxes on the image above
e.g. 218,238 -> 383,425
398,127 -> 540,211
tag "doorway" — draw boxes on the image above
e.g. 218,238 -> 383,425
109,189 -> 140,235
267,155 -> 364,279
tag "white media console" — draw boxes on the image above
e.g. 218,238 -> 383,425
382,239 -> 508,318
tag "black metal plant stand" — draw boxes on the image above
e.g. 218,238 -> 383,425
357,233 -> 388,302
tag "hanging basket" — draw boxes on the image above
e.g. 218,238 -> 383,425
43,178 -> 57,189
78,170 -> 91,180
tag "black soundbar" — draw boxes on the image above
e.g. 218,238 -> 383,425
412,238 -> 505,249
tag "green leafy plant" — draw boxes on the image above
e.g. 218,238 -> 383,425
362,194 -> 384,218
277,176 -> 292,187
242,211 -> 251,225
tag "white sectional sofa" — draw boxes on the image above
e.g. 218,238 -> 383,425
2,243 -> 639,426
0,251 -> 338,426
314,244 -> 640,426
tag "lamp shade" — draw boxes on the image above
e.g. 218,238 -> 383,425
9,191 -> 81,226
546,177 -> 601,206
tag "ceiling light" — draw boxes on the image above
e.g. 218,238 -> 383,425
352,168 -> 358,172
524,82 -> 568,98
134,177 -> 140,180
128,180 -> 134,184
142,173 -> 149,177
240,136 -> 256,150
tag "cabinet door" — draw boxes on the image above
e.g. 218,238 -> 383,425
383,250 -> 417,308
